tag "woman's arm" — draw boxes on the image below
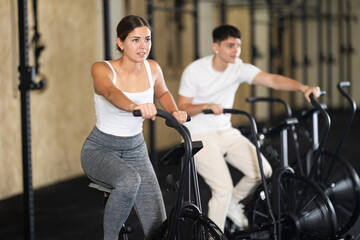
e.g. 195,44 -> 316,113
92,61 -> 137,112
92,61 -> 157,119
150,60 -> 187,123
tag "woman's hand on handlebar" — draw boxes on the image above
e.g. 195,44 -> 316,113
172,110 -> 188,124
304,86 -> 321,103
134,103 -> 157,121
203,104 -> 223,115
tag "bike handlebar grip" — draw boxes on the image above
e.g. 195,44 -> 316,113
309,93 -> 330,126
245,97 -> 278,103
339,81 -> 350,87
246,97 -> 280,103
133,109 -> 142,117
203,109 -> 213,114
246,97 -> 276,103
133,109 -> 190,128
204,108 -> 250,115
309,93 -> 317,106
246,97 -> 292,117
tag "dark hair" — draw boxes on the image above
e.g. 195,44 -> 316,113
212,24 -> 241,43
116,15 -> 151,52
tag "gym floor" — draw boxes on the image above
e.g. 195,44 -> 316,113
1,109 -> 359,240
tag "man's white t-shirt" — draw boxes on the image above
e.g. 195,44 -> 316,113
179,55 -> 261,135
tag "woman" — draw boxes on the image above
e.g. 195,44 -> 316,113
81,15 -> 187,240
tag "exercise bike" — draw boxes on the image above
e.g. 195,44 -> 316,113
205,94 -> 338,240
247,82 -> 360,238
296,82 -> 360,237
133,109 -> 228,240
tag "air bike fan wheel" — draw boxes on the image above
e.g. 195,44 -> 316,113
310,151 -> 360,236
247,173 -> 337,240
151,205 -> 228,240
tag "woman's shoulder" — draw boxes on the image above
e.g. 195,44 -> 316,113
145,59 -> 162,73
146,59 -> 160,68
91,61 -> 112,73
90,61 -> 114,80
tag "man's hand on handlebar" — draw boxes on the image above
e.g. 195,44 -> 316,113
203,104 -> 223,115
304,86 -> 322,103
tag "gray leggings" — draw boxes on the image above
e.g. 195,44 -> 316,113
81,127 -> 166,240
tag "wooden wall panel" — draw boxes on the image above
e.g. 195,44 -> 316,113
0,0 -> 101,199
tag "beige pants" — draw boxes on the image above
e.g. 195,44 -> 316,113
191,127 -> 272,231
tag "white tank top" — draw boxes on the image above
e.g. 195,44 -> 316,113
94,60 -> 154,136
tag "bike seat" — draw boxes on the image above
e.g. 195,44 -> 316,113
265,117 -> 298,139
88,182 -> 112,193
160,141 -> 203,166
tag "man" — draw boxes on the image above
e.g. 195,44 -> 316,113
177,24 -> 321,231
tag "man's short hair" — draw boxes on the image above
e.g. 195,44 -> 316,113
212,24 -> 242,43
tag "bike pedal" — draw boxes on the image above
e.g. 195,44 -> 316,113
120,224 -> 133,234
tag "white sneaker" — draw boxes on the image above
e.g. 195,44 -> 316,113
227,202 -> 248,230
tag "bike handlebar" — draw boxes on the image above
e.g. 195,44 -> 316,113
308,93 -> 331,178
339,81 -> 350,88
133,108 -> 193,239
203,109 -> 259,145
337,81 -> 357,113
246,97 -> 292,117
203,108 -> 276,229
132,109 -> 190,129
336,81 -> 357,155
